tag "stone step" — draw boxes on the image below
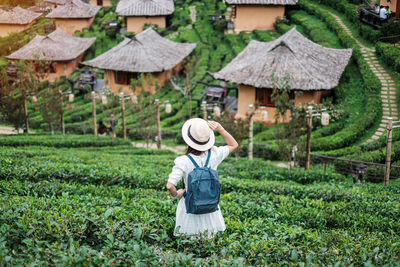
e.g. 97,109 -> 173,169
372,135 -> 380,140
376,131 -> 384,136
377,127 -> 385,132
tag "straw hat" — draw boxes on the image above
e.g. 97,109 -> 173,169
182,118 -> 215,151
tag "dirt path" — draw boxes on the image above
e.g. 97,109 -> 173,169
330,13 -> 398,144
0,126 -> 22,135
132,142 -> 186,154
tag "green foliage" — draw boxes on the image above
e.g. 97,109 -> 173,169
376,41 -> 400,73
0,136 -> 400,265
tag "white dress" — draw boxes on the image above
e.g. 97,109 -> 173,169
168,146 -> 229,238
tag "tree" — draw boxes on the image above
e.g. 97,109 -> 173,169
220,112 -> 248,161
270,74 -> 307,163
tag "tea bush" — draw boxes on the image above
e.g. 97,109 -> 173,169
1,136 -> 400,265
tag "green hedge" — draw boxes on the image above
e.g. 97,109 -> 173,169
376,42 -> 400,73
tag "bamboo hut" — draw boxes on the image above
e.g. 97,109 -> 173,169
82,28 -> 196,94
6,28 -> 96,81
116,0 -> 174,33
213,27 -> 353,124
0,6 -> 41,37
46,0 -> 100,35
225,0 -> 298,31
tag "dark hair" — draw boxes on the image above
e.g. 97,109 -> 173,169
186,146 -> 203,156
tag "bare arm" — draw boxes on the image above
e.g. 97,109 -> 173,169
208,121 -> 238,154
166,182 -> 186,198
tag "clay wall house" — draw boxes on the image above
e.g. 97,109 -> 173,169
46,0 -> 100,35
6,28 -> 96,82
0,6 -> 41,37
213,27 -> 353,124
225,0 -> 298,31
89,0 -> 112,7
82,28 -> 196,95
116,0 -> 174,33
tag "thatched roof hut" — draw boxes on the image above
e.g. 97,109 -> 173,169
0,6 -> 41,24
225,0 -> 298,4
6,28 -> 96,61
116,0 -> 174,16
46,0 -> 100,18
213,27 -> 353,90
82,28 -> 196,72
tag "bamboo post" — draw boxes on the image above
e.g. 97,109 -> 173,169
384,117 -> 393,186
248,104 -> 254,161
92,92 -> 97,136
155,99 -> 161,149
60,92 -> 65,135
23,91 -> 29,134
201,101 -> 207,120
305,106 -> 313,171
120,93 -> 127,140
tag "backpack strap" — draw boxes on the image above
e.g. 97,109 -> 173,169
205,150 -> 211,168
186,154 -> 199,168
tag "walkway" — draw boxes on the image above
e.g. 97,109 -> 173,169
330,13 -> 398,143
132,141 -> 186,154
0,126 -> 22,134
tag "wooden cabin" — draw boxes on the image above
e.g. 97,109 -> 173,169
82,28 -> 196,95
6,28 -> 96,82
225,0 -> 298,31
116,0 -> 174,33
46,0 -> 100,35
381,0 -> 400,18
213,27 -> 353,124
0,7 -> 41,37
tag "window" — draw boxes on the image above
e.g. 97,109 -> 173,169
256,88 -> 295,107
256,88 -> 274,107
97,0 -> 103,5
114,71 -> 137,85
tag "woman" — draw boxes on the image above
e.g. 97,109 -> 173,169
98,120 -> 108,137
166,118 -> 238,238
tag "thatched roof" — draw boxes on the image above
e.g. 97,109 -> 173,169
46,0 -> 100,18
0,6 -> 41,24
213,27 -> 353,90
225,0 -> 298,4
45,0 -> 70,5
116,0 -> 174,16
6,28 -> 96,61
82,28 -> 196,72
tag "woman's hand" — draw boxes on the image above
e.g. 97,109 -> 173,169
175,188 -> 186,199
208,121 -> 223,132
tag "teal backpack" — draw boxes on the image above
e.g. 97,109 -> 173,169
184,151 -> 221,214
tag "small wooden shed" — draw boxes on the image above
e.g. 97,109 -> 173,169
6,28 -> 96,81
225,0 -> 298,31
0,6 -> 41,37
116,0 -> 174,33
82,28 -> 196,95
46,0 -> 100,35
213,27 -> 353,124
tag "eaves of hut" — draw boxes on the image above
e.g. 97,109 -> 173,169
224,0 -> 299,31
0,6 -> 41,36
46,0 -> 100,34
213,27 -> 352,123
6,28 -> 96,81
116,0 -> 174,33
82,27 -> 196,94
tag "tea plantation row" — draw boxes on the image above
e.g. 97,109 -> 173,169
1,136 -> 400,265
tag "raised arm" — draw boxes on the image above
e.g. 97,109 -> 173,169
208,121 -> 238,154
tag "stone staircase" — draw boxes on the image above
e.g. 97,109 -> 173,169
330,13 -> 398,143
